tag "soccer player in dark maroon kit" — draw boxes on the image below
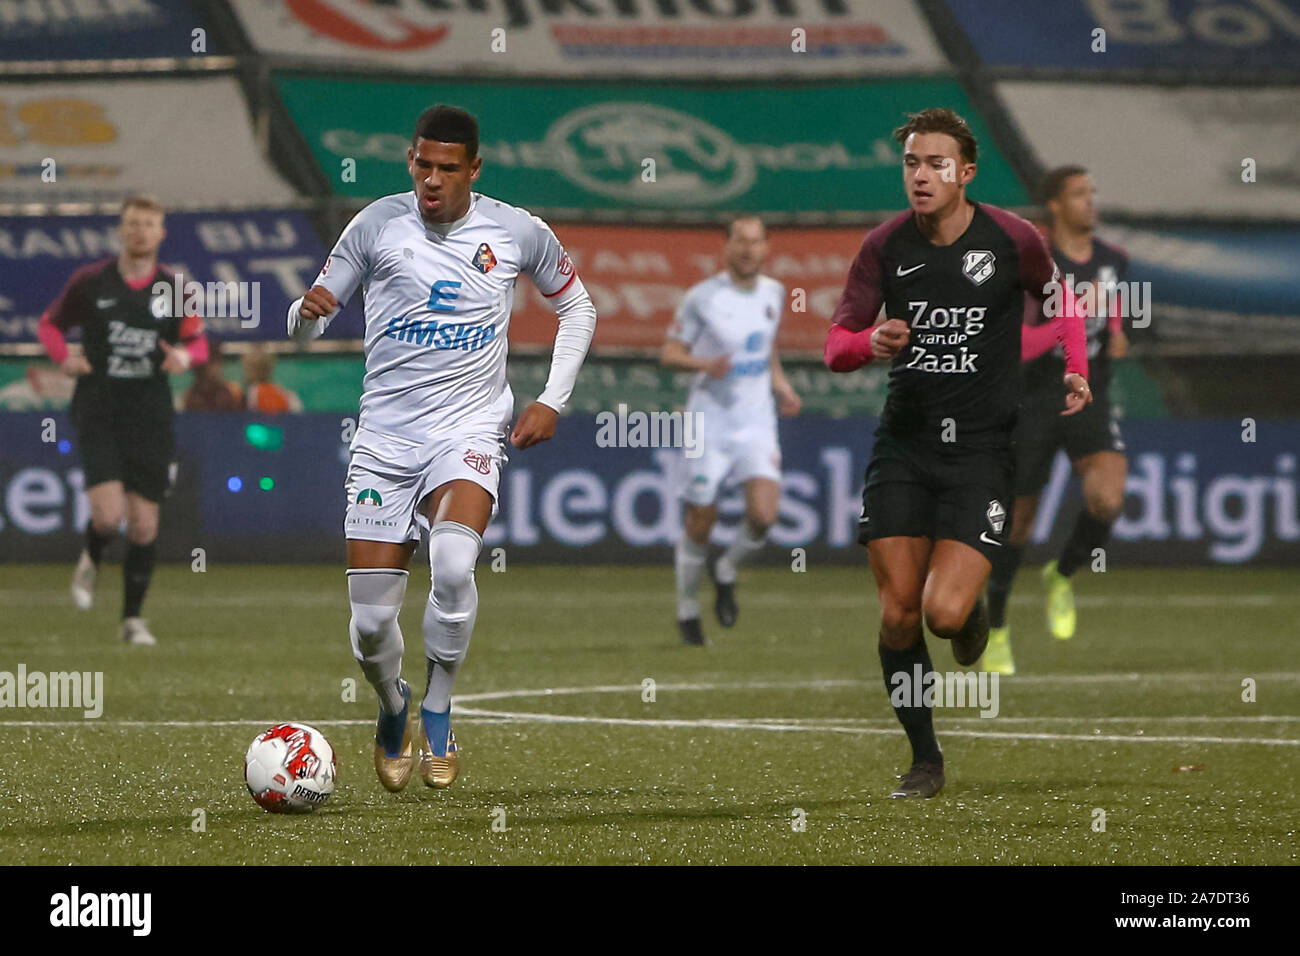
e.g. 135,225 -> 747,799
981,167 -> 1132,674
38,196 -> 210,646
824,110 -> 1091,797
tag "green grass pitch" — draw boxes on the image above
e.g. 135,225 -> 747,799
1,563 -> 1296,865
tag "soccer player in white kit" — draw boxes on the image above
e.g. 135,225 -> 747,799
288,107 -> 597,792
662,216 -> 801,646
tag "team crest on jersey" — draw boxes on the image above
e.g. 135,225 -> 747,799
962,250 -> 996,286
558,252 -> 574,276
321,256 -> 333,276
472,243 -> 497,274
463,449 -> 492,475
986,499 -> 1006,535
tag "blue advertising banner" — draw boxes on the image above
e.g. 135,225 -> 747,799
0,0 -> 219,60
0,210 -> 362,347
944,0 -> 1300,71
1109,224 -> 1300,317
2,414 -> 1297,566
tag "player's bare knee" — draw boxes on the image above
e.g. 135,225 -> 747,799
880,600 -> 921,637
923,597 -> 969,639
1088,494 -> 1123,524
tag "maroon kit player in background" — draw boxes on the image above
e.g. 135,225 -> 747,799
38,195 -> 209,646
824,109 -> 1091,798
980,166 -> 1132,675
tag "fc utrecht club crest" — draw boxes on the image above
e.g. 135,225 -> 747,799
463,449 -> 492,475
962,250 -> 996,286
986,499 -> 1006,535
472,243 -> 497,274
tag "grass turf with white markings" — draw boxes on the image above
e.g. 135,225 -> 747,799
0,564 -> 1295,865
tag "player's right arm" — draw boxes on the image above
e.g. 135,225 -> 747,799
39,264 -> 95,376
825,228 -> 905,371
661,287 -> 729,378
287,205 -> 381,341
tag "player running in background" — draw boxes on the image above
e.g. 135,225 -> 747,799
980,167 -> 1130,675
289,106 -> 596,793
824,109 -> 1090,798
662,216 -> 801,646
38,195 -> 209,646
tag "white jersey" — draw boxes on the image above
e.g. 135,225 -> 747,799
290,190 -> 579,442
669,271 -> 785,419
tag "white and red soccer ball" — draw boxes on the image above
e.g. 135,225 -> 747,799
244,722 -> 337,813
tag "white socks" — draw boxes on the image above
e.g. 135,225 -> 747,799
422,521 -> 482,714
674,536 -> 708,621
347,568 -> 409,715
715,524 -> 767,585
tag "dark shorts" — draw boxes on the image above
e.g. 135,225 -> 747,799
1013,390 -> 1126,497
858,431 -> 1014,564
72,386 -> 176,503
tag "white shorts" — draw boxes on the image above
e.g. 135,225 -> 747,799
680,422 -> 782,507
344,425 -> 508,543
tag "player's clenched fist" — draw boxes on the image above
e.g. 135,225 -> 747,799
870,318 -> 911,360
298,285 -> 338,321
1061,372 -> 1093,416
510,401 -> 558,449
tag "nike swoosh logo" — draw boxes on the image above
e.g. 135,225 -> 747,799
96,298 -> 117,308
979,532 -> 1003,547
896,264 -> 925,277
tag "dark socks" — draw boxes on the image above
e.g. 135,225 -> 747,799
987,544 -> 1023,628
1057,512 -> 1113,577
123,542 -> 156,619
879,637 -> 943,766
86,526 -> 115,566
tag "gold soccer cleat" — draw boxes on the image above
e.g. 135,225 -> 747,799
419,728 -> 460,789
374,718 -> 416,793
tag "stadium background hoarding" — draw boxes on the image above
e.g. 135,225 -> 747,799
2,413 -> 1294,567
941,0 -> 1300,73
274,75 -> 1030,215
0,77 -> 295,207
997,82 -> 1300,219
228,0 -> 947,77
0,0 -> 220,61
0,209 -> 362,348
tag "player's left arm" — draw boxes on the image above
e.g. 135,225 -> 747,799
1021,225 -> 1091,415
512,217 -> 597,449
770,284 -> 800,415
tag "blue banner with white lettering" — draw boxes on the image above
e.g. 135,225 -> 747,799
943,0 -> 1300,71
2,414 -> 1296,566
0,210 -> 362,346
0,0 -> 219,60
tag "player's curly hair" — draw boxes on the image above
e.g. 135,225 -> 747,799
413,105 -> 479,160
892,108 -> 978,165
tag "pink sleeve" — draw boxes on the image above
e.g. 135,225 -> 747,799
38,310 -> 69,364
824,322 -> 875,372
1055,281 -> 1087,379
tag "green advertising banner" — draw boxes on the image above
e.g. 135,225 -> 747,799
275,75 -> 1029,215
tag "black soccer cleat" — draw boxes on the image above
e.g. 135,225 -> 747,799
951,595 -> 990,667
709,557 -> 738,628
678,618 -> 707,647
889,761 -> 945,799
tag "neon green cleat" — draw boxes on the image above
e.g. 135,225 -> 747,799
1042,560 -> 1077,640
979,626 -> 1016,674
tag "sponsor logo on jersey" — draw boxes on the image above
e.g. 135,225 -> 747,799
463,450 -> 492,475
986,499 -> 1006,535
356,488 -> 382,507
384,316 -> 498,351
962,250 -> 995,286
96,297 -> 117,309
472,243 -> 497,274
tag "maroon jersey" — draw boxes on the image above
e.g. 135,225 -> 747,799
44,257 -> 203,414
832,202 -> 1078,448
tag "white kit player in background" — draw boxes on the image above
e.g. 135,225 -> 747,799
287,106 -> 596,792
661,216 -> 801,646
